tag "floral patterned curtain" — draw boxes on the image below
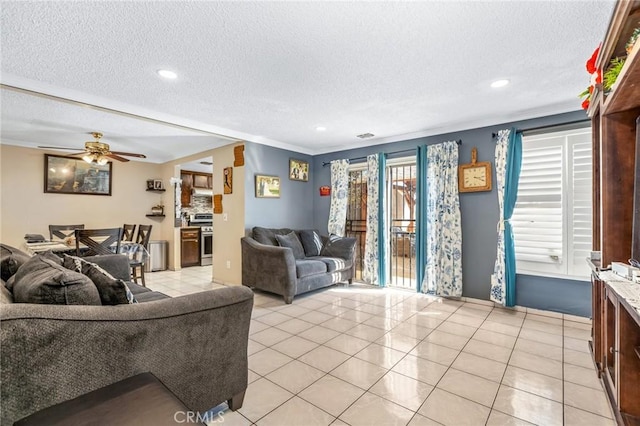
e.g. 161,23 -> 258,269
363,154 -> 380,284
490,128 -> 522,306
423,141 -> 463,297
327,159 -> 350,236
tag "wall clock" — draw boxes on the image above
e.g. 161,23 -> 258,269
458,147 -> 492,192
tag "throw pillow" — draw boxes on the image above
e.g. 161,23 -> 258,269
320,234 -> 357,259
63,255 -> 136,305
298,230 -> 324,257
0,243 -> 32,282
275,231 -> 306,259
11,255 -> 101,305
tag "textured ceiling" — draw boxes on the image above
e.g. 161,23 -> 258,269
1,1 -> 615,162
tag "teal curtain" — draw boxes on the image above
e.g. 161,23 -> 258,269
377,153 -> 387,286
503,130 -> 522,306
490,128 -> 522,306
415,145 -> 428,292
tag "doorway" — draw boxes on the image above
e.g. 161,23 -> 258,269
387,160 -> 417,290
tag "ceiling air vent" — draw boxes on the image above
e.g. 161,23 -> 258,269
199,161 -> 213,165
356,133 -> 375,139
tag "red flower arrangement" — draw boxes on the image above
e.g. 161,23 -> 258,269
579,45 -> 602,110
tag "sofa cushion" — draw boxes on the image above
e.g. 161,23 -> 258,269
295,259 -> 327,278
134,291 -> 171,302
275,232 -> 306,260
0,244 -> 32,282
298,230 -> 324,257
307,256 -> 353,273
62,255 -> 136,305
252,227 -> 293,246
320,235 -> 357,259
11,255 -> 101,305
6,251 -> 62,292
127,281 -> 152,295
0,283 -> 13,304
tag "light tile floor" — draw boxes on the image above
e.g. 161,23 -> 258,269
145,267 -> 614,426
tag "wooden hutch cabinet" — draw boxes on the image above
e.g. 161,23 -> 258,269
588,1 -> 640,424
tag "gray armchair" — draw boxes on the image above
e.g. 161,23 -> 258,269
241,227 -> 356,303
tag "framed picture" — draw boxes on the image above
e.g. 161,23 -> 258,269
255,174 -> 280,198
153,179 -> 163,190
44,154 -> 112,196
289,158 -> 309,182
224,167 -> 233,194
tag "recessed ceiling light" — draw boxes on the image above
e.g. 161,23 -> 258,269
316,126 -> 326,132
491,79 -> 510,88
157,69 -> 178,79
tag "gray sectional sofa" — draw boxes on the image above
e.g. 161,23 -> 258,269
241,227 -> 356,303
1,244 -> 253,425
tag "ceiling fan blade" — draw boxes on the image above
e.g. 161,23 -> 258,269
105,153 -> 130,162
37,146 -> 82,151
110,151 -> 147,158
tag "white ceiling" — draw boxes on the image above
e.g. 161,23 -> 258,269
0,1 -> 615,163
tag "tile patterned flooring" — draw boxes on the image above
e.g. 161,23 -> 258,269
146,267 -> 614,426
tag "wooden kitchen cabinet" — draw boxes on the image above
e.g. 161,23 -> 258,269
180,228 -> 200,267
180,172 -> 193,207
193,174 -> 209,188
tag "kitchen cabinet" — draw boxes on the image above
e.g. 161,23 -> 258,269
180,228 -> 200,267
180,170 -> 212,207
180,172 -> 193,207
193,174 -> 209,188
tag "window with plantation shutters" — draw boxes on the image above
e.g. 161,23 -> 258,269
512,128 -> 592,279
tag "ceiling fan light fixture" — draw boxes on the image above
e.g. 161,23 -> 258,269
82,154 -> 94,164
97,156 -> 108,166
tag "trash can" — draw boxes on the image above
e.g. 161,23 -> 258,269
145,240 -> 168,272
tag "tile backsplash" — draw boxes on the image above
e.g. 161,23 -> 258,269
182,195 -> 212,216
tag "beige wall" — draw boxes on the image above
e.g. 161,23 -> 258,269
211,143 -> 244,285
1,143 -> 245,284
0,145 -> 164,249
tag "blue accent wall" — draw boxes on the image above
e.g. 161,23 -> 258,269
311,110 -> 592,317
516,274 -> 591,317
244,142 -> 314,232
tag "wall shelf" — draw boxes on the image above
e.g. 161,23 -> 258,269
146,188 -> 166,193
145,214 -> 165,218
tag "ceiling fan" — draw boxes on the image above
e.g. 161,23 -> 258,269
38,132 -> 147,165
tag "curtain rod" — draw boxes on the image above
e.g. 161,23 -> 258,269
491,120 -> 590,138
322,139 -> 462,167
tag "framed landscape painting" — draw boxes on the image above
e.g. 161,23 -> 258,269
255,174 -> 280,198
289,158 -> 309,182
44,154 -> 112,196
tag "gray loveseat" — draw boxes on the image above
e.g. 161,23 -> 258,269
241,227 -> 356,303
1,245 -> 253,425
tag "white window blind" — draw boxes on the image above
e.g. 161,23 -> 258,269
512,128 -> 592,279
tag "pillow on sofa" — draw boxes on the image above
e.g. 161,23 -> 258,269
0,243 -> 32,282
275,232 -> 306,259
11,255 -> 101,305
63,255 -> 136,305
320,234 -> 357,259
5,250 -> 62,292
298,230 -> 324,257
253,227 -> 294,246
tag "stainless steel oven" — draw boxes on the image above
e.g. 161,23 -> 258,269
189,213 -> 212,266
200,226 -> 212,266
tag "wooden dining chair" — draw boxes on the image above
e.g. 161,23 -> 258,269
75,228 -> 123,256
49,224 -> 85,241
130,225 -> 152,286
122,224 -> 137,241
